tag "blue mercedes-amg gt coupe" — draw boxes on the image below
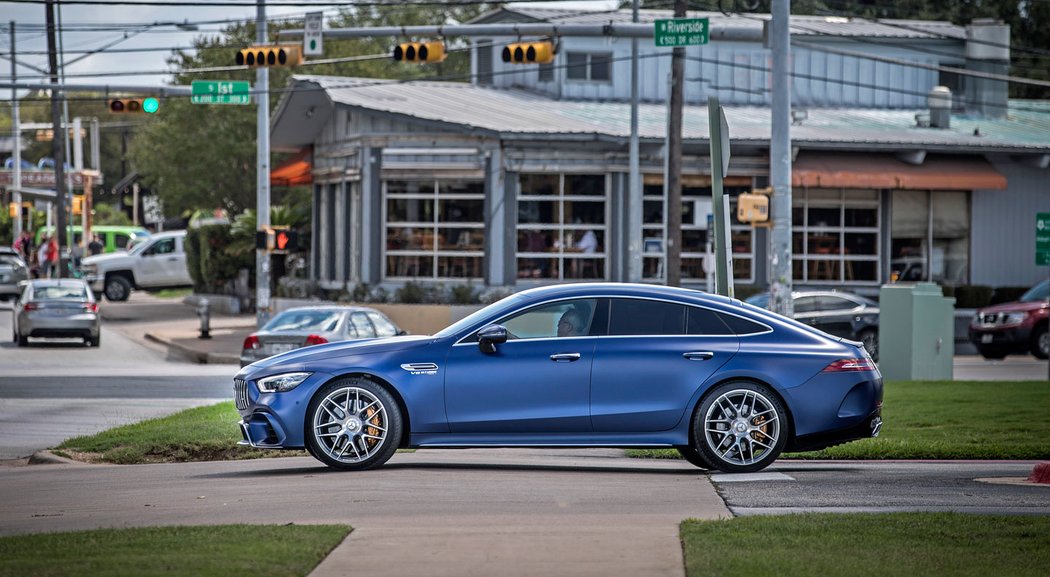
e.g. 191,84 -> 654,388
234,283 -> 883,473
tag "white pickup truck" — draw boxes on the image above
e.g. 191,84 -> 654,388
81,230 -> 193,301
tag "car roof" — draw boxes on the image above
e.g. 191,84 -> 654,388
513,282 -> 737,307
279,305 -> 378,314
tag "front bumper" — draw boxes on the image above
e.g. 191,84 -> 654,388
83,274 -> 104,292
234,371 -> 331,449
968,325 -> 1032,349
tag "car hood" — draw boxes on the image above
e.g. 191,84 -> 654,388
239,334 -> 436,376
978,300 -> 1048,314
81,251 -> 131,266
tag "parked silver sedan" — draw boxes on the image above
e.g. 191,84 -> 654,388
13,279 -> 101,347
240,306 -> 405,366
0,252 -> 30,302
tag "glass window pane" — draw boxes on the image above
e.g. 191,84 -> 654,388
350,312 -> 377,338
386,255 -> 433,277
845,207 -> 877,227
590,53 -> 612,81
518,229 -> 556,253
794,296 -> 819,313
386,180 -> 431,195
732,258 -> 752,279
563,257 -> 604,280
845,232 -> 877,256
566,229 -> 602,254
643,256 -> 663,279
367,312 -> 399,337
731,230 -> 752,254
687,307 -> 733,335
564,174 -> 605,197
644,200 -> 663,224
682,258 -> 706,280
808,206 -> 841,227
438,228 -> 481,250
387,198 -> 434,223
501,299 -> 598,339
438,181 -> 484,196
849,260 -> 878,282
808,233 -> 840,255
566,52 -> 588,80
439,199 -> 484,222
609,299 -> 686,336
518,200 -> 559,224
718,313 -> 768,335
517,257 -> 557,279
563,200 -> 605,225
520,174 -> 558,196
817,296 -> 856,311
438,256 -> 483,278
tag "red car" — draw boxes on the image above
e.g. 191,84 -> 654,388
969,280 -> 1049,360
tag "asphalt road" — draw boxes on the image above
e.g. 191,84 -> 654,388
0,300 -> 235,460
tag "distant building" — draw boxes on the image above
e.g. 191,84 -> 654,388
270,8 -> 1050,293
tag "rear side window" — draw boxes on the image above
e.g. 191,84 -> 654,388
717,313 -> 769,335
350,312 -> 377,338
686,307 -> 734,335
367,311 -> 399,337
609,299 -> 686,336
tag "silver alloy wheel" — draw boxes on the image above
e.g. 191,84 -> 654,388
312,386 -> 389,464
703,388 -> 781,467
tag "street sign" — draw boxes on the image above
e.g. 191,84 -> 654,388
190,80 -> 251,105
1037,213 -> 1050,265
304,11 -> 324,56
654,17 -> 710,47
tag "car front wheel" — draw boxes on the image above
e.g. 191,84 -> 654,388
692,381 -> 788,474
1031,325 -> 1048,360
104,275 -> 131,302
305,377 -> 402,471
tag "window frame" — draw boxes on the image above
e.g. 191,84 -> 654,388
792,188 -> 881,286
564,51 -> 614,84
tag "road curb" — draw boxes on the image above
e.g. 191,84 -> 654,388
28,450 -> 85,466
143,332 -> 240,364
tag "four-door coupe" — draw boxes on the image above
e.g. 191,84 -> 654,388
234,283 -> 883,473
241,305 -> 405,366
13,278 -> 101,347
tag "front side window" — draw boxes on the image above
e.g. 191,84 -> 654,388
349,312 -> 377,338
499,298 -> 599,340
384,179 -> 485,280
144,238 -> 175,256
516,174 -> 608,281
367,311 -> 400,337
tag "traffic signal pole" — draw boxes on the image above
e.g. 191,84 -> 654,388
769,0 -> 794,317
256,0 -> 272,328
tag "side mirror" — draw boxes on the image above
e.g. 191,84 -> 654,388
477,324 -> 508,354
397,330 -> 408,336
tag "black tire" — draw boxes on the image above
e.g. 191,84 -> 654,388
17,334 -> 28,347
675,445 -> 717,470
692,381 -> 788,474
858,329 -> 879,362
1030,325 -> 1048,360
977,345 -> 1008,360
88,334 -> 100,348
104,275 -> 132,302
305,377 -> 402,471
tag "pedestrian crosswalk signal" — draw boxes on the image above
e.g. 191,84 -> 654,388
502,41 -> 555,64
737,193 -> 770,224
393,41 -> 447,63
236,45 -> 304,67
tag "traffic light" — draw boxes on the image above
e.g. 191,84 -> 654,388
393,41 -> 447,63
737,192 -> 770,224
109,97 -> 160,114
501,41 -> 555,64
236,45 -> 304,67
72,195 -> 84,215
7,202 -> 16,219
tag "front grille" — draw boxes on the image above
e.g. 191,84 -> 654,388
982,313 -> 999,324
234,378 -> 249,410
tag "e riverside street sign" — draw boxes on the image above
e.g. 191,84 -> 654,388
1037,212 -> 1050,266
654,17 -> 710,47
191,80 -> 251,105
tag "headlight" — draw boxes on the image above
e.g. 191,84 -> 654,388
256,372 -> 312,393
1003,312 -> 1027,325
82,264 -> 97,275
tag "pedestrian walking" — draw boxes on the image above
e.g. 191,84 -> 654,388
46,235 -> 59,278
37,236 -> 49,278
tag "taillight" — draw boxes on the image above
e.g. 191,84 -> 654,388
304,334 -> 328,346
823,358 -> 878,372
243,335 -> 261,350
23,303 -> 38,311
84,303 -> 99,313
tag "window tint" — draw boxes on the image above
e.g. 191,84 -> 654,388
499,298 -> 598,340
817,296 -> 857,311
350,312 -> 377,338
686,307 -> 734,335
609,299 -> 686,336
717,313 -> 769,335
367,311 -> 400,337
794,296 -> 819,313
144,238 -> 174,256
115,233 -> 130,248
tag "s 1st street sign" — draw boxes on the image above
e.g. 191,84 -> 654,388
1037,213 -> 1050,266
654,17 -> 710,47
191,80 -> 251,105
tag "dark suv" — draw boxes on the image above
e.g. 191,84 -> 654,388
969,280 -> 1049,360
746,290 -> 880,361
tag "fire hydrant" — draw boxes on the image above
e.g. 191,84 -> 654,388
197,298 -> 211,340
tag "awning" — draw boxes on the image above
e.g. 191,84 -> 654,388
792,153 -> 1007,190
270,149 -> 313,187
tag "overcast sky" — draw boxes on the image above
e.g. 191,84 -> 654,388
1,1 -> 619,90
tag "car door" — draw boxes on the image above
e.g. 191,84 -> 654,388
137,237 -> 176,286
169,236 -> 192,285
443,298 -> 600,433
590,298 -> 739,432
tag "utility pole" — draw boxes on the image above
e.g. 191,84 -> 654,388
666,0 -> 686,287
45,0 -> 67,278
769,0 -> 794,316
10,21 -> 22,240
256,0 -> 272,327
627,0 -> 641,282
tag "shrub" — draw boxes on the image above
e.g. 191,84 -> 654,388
449,284 -> 481,304
991,286 -> 1031,305
185,224 -> 253,294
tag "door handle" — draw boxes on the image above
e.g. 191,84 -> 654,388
550,353 -> 581,362
683,351 -> 715,361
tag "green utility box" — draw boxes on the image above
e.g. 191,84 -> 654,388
878,282 -> 955,381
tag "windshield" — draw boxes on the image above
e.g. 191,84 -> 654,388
433,294 -> 526,339
263,310 -> 342,332
1021,280 -> 1050,302
33,285 -> 89,301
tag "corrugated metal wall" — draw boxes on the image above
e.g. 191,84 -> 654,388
971,156 -> 1050,288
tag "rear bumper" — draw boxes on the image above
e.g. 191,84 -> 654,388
19,314 -> 100,338
788,407 -> 882,453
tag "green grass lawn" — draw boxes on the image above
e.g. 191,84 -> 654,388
630,380 -> 1050,461
55,402 -> 303,463
0,524 -> 350,577
681,513 -> 1050,577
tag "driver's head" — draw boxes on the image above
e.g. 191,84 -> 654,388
557,309 -> 585,337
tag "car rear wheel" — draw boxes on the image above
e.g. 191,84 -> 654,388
305,377 -> 402,471
977,345 -> 1008,360
104,275 -> 132,302
87,334 -> 100,347
692,381 -> 788,474
1031,325 -> 1049,360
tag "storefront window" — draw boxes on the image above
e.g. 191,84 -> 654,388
384,179 -> 485,279
890,190 -> 969,285
792,189 -> 880,284
641,184 -> 754,284
517,174 -> 608,280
